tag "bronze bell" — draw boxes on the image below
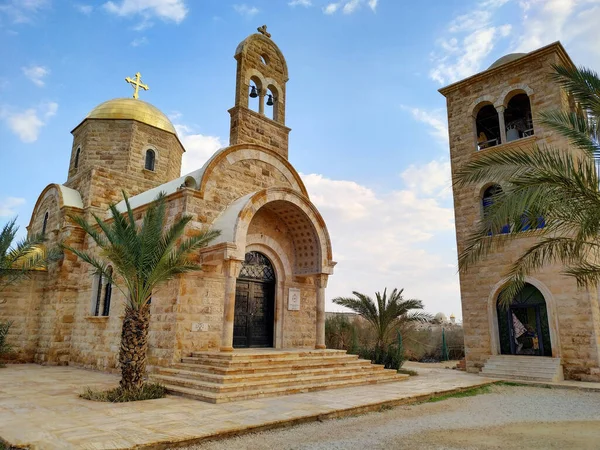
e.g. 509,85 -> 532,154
266,94 -> 274,106
249,86 -> 258,98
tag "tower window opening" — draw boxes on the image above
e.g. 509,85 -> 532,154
42,212 -> 49,235
145,149 -> 156,171
482,185 -> 510,234
476,104 -> 501,150
504,93 -> 534,142
248,78 -> 262,113
260,54 -> 269,65
266,86 -> 278,121
74,147 -> 81,170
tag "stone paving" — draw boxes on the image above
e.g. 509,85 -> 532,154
0,364 -> 495,450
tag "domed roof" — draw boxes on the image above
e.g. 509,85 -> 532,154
85,98 -> 176,135
434,312 -> 447,323
488,53 -> 527,70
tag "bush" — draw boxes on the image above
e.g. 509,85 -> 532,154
357,332 -> 406,370
0,321 -> 13,367
402,326 -> 465,362
80,383 -> 166,402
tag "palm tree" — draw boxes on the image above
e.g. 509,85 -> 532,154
65,192 -> 220,391
332,288 -> 429,350
455,64 -> 600,305
0,218 -> 61,292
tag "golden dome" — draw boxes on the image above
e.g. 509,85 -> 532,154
85,98 -> 176,134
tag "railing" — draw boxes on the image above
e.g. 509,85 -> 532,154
478,138 -> 499,151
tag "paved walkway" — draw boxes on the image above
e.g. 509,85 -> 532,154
0,364 -> 493,449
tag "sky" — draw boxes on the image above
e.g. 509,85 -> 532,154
1,0 -> 600,319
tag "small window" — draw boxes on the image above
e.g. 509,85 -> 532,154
260,54 -> 269,65
145,149 -> 156,171
42,212 -> 49,235
102,267 -> 113,316
74,147 -> 81,170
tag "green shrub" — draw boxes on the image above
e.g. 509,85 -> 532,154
357,332 -> 406,370
80,383 -> 166,402
0,321 -> 13,367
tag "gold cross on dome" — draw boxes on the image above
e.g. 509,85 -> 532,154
125,72 -> 149,99
257,25 -> 271,38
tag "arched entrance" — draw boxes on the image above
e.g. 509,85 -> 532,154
497,283 -> 552,357
233,251 -> 276,348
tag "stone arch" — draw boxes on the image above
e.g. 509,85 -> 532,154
198,144 -> 309,198
235,33 -> 289,81
487,277 -> 561,357
470,95 -> 496,117
496,84 -> 535,108
210,187 -> 333,275
28,184 -> 83,238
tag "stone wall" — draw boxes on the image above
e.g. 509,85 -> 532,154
443,45 -> 600,380
229,106 -> 291,159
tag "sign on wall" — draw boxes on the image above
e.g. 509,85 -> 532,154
288,288 -> 301,311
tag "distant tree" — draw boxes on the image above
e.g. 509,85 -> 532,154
0,218 -> 61,292
65,192 -> 220,392
332,288 -> 430,351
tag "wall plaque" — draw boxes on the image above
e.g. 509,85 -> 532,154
288,288 -> 301,311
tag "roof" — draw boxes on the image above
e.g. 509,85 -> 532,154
83,98 -> 177,135
58,185 -> 83,209
488,53 -> 527,70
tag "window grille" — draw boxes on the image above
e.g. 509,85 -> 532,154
239,251 -> 275,282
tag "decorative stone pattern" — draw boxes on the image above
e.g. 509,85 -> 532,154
1,30 -> 335,375
441,43 -> 600,381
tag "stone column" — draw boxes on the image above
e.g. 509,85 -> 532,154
315,274 -> 328,349
259,91 -> 265,116
220,258 -> 243,352
496,105 -> 507,144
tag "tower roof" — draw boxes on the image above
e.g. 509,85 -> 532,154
84,98 -> 176,134
488,53 -> 527,70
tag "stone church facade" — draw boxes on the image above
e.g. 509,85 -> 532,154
1,29 -> 336,372
441,42 -> 600,382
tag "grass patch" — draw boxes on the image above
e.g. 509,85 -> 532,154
425,385 -> 491,403
81,383 -> 166,402
397,368 -> 418,376
496,381 -> 528,387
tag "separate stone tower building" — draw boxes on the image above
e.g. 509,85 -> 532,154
440,42 -> 600,382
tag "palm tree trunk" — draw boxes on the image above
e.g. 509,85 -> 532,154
119,303 -> 150,390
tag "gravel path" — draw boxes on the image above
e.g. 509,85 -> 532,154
177,385 -> 600,450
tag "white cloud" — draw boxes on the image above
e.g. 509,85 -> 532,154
302,173 -> 460,317
233,4 -> 259,17
323,0 -> 378,14
402,106 -> 449,148
21,65 -> 49,87
1,102 -> 58,143
0,197 -> 26,217
130,36 -> 148,46
289,0 -> 312,6
401,160 -> 452,199
74,4 -> 93,15
175,124 -> 223,175
103,0 -> 188,24
0,0 -> 49,23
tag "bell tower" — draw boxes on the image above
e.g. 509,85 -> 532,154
229,25 -> 291,159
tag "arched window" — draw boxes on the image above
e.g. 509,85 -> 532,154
102,267 -> 113,316
145,149 -> 156,171
74,147 -> 81,170
266,86 -> 278,121
475,104 -> 501,150
248,76 -> 262,114
482,185 -> 510,234
504,93 -> 534,142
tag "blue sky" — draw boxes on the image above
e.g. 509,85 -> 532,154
1,0 -> 600,317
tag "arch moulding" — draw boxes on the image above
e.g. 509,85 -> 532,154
495,84 -> 535,108
487,276 -> 561,358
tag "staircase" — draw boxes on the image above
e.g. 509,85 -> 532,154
150,349 -> 407,403
480,355 -> 564,382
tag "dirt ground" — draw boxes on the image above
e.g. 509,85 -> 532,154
181,384 -> 600,450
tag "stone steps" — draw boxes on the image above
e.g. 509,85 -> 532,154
157,372 -> 404,403
480,355 -> 563,382
157,364 -> 385,384
152,349 -> 407,403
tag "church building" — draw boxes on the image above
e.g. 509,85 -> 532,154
441,42 -> 600,382
2,28 -> 403,401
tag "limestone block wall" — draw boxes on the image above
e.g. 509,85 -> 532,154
229,106 -> 290,159
0,272 -> 46,362
444,46 -> 600,380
